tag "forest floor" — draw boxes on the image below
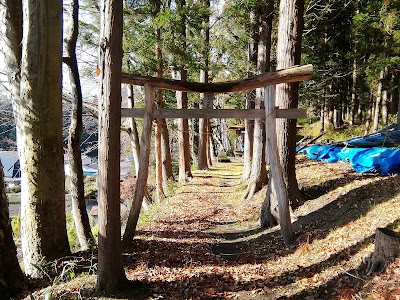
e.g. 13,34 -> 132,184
20,155 -> 400,300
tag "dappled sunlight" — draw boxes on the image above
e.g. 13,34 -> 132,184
49,159 -> 400,299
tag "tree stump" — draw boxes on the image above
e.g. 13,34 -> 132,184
367,227 -> 400,275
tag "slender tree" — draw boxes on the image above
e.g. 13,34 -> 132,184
96,0 -> 127,292
64,0 -> 94,251
198,0 -> 211,170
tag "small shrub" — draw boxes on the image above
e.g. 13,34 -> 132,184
11,215 -> 20,240
66,213 -> 80,252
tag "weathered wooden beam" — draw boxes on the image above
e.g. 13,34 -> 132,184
122,84 -> 154,246
121,108 -> 306,119
121,64 -> 313,93
264,85 -> 294,246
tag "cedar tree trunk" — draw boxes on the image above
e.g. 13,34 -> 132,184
18,0 -> 70,277
244,0 -> 273,200
275,0 -> 305,208
96,0 -> 127,292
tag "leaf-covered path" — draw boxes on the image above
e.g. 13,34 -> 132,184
48,158 -> 400,299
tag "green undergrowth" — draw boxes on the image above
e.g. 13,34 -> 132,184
298,122 -> 365,144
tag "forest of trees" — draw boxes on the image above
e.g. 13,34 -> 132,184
0,0 -> 399,297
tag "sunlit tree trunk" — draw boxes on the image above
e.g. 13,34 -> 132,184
244,0 -> 273,200
96,0 -> 127,292
1,1 -> 25,290
275,0 -> 305,208
241,11 -> 258,182
176,70 -> 193,182
18,0 -> 70,277
198,0 -> 211,170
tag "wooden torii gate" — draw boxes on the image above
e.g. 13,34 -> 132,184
119,64 -> 313,246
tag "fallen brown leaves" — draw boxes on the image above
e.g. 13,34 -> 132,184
44,158 -> 400,300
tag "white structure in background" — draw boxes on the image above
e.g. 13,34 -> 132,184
0,151 -> 21,187
0,151 -> 100,187
64,154 -> 98,177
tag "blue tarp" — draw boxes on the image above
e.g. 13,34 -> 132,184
299,124 -> 400,175
299,145 -> 400,175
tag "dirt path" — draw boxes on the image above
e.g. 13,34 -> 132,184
44,158 -> 400,299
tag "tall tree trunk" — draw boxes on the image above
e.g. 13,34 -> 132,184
373,69 -> 385,131
244,1 -> 273,200
320,101 -> 325,133
382,73 -> 389,126
1,1 -> 25,292
161,119 -> 174,185
18,0 -> 70,277
275,0 -> 305,208
393,73 -> 400,124
96,0 -> 127,293
241,94 -> 255,182
155,25 -> 165,199
175,0 -> 192,181
241,10 -> 258,182
0,164 -> 24,299
334,105 -> 343,128
365,91 -> 374,134
176,70 -> 193,182
349,0 -> 360,126
155,112 -> 165,199
349,56 -> 358,126
198,0 -> 211,170
64,0 -> 94,251
127,85 -> 140,177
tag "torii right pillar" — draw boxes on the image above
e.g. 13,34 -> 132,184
264,84 -> 294,246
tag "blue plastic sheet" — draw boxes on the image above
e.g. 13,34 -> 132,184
299,146 -> 400,175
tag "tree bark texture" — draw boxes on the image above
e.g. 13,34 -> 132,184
241,93 -> 255,182
275,0 -> 305,208
175,0 -> 192,182
154,24 -> 173,196
161,120 -> 174,186
263,85 -> 294,246
368,228 -> 400,275
198,91 -> 211,170
0,164 -> 24,298
2,0 -> 23,115
155,116 -> 165,199
176,70 -> 193,182
18,0 -> 70,277
96,0 -> 127,293
64,0 -> 94,251
1,1 -> 25,292
349,56 -> 358,126
242,10 -> 258,182
244,0 -> 273,200
373,69 -> 385,131
198,0 -> 211,170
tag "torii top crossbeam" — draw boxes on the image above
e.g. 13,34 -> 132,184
121,64 -> 313,93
